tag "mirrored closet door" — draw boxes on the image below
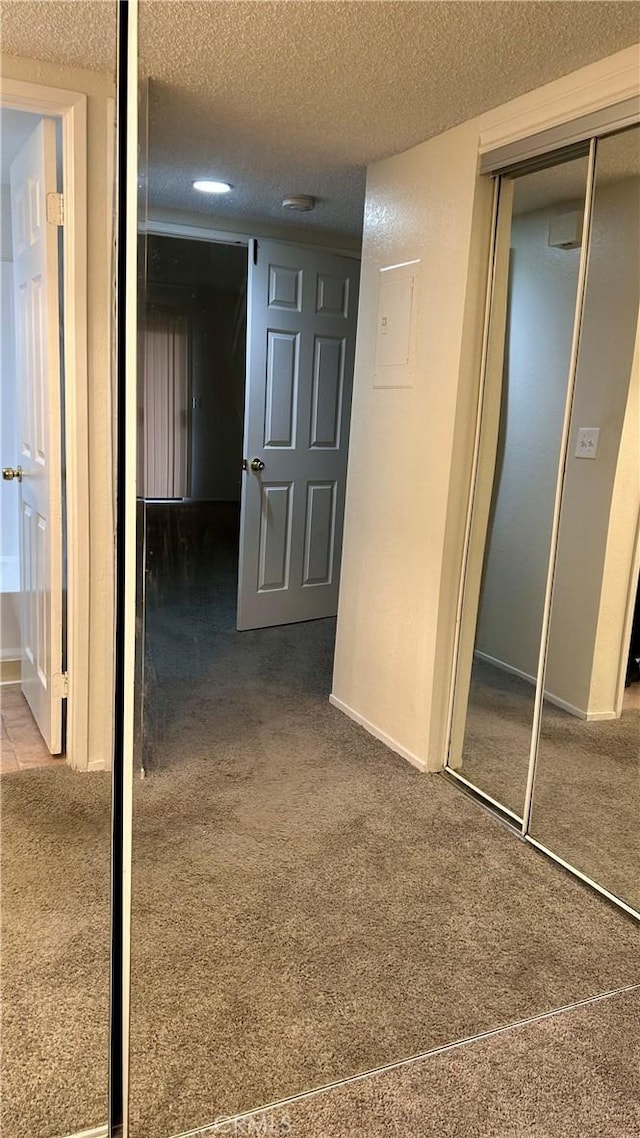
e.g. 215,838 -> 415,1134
528,127 -> 640,914
0,4 -> 118,1137
448,124 -> 640,917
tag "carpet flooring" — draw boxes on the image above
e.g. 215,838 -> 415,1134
459,659 -> 640,911
0,764 -> 111,1138
218,986 -> 640,1138
2,507 -> 640,1138
125,515 -> 640,1138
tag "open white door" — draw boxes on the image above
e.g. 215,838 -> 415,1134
9,120 -> 64,753
238,240 -> 359,630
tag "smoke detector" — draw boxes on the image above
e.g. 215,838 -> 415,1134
282,195 -> 315,212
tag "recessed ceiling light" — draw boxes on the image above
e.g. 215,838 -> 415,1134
193,179 -> 233,194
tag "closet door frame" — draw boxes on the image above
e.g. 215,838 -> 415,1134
445,130 -> 640,923
519,138 -> 597,836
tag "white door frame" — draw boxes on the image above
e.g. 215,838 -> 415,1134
1,77 -> 94,770
142,216 -> 361,260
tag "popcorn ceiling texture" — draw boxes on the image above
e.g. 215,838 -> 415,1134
1,1 -> 639,236
0,1 -> 117,73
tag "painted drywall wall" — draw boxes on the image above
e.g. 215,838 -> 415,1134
332,45 -> 640,770
332,117 -> 492,769
474,194 -> 585,684
1,54 -> 116,768
547,173 -> 640,716
590,309 -> 639,713
475,175 -> 639,716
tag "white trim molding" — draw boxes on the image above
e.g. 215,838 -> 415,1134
329,694 -> 427,773
479,43 -> 640,154
1,76 -> 91,771
143,216 -> 361,259
144,217 -> 249,246
473,650 -> 618,722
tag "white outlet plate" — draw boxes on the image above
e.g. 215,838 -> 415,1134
575,427 -> 600,459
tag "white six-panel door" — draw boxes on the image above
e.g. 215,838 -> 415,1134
237,240 -> 359,630
10,120 -> 64,753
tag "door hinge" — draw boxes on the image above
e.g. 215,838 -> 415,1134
53,672 -> 69,698
46,192 -> 64,227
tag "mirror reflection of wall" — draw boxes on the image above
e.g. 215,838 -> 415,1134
449,124 -> 640,914
453,154 -> 590,817
0,5 -> 117,1137
530,126 -> 640,912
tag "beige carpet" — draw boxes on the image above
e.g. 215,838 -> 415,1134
216,986 -> 640,1138
459,658 -> 640,910
0,764 -> 111,1138
128,742 -> 640,1138
125,524 -> 640,1138
2,518 -> 640,1138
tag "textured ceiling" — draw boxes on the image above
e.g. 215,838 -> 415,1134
0,1 -> 117,72
1,2 -> 639,238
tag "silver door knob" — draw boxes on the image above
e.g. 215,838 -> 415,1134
249,458 -> 265,472
2,466 -> 22,482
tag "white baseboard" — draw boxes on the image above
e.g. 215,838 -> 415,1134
329,693 -> 427,773
573,708 -> 617,722
473,650 -> 617,721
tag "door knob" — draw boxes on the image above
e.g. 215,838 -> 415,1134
249,458 -> 265,472
2,466 -> 22,482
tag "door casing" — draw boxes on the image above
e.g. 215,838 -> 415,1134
1,77 -> 101,770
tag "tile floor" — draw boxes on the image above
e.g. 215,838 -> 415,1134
0,685 -> 65,773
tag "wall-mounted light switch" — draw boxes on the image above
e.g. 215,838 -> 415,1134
575,427 -> 600,459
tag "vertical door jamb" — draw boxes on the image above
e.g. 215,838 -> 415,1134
0,80 -> 92,770
445,176 -> 510,772
520,138 -> 598,837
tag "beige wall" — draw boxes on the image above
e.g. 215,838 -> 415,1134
475,197 -> 585,687
549,174 -> 640,715
332,47 -> 640,770
475,176 -> 639,717
331,119 -> 492,769
1,54 -> 116,769
591,312 -> 640,713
